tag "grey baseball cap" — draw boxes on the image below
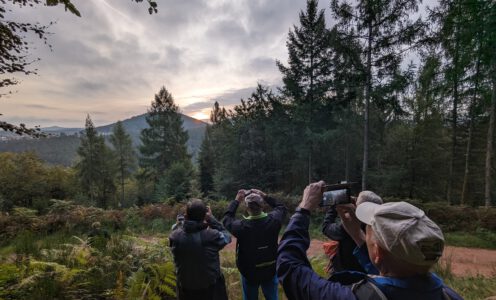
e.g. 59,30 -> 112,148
356,201 -> 444,266
245,193 -> 264,206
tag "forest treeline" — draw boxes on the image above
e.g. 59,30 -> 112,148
199,0 -> 496,207
1,0 -> 495,211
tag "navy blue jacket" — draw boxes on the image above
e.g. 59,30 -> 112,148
277,211 -> 464,300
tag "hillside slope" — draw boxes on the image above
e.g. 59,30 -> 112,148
0,113 -> 207,166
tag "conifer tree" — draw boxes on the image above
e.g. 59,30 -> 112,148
276,0 -> 332,105
277,0 -> 333,184
76,115 -> 115,208
110,121 -> 136,208
331,0 -> 426,189
139,86 -> 190,198
198,126 -> 215,196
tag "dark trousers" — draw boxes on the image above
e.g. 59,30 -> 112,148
177,275 -> 228,300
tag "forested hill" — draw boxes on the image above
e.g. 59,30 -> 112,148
0,113 -> 207,166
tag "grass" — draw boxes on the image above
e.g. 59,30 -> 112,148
445,229 -> 496,249
2,215 -> 496,300
434,256 -> 496,300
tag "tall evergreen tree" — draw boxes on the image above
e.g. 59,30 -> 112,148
110,121 -> 136,208
198,125 -> 215,196
484,1 -> 496,207
432,0 -> 473,204
139,86 -> 190,198
76,115 -> 115,208
331,0 -> 426,189
277,0 -> 334,184
277,0 -> 332,105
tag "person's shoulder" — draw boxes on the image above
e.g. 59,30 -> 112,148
329,270 -> 369,285
169,228 -> 184,241
203,227 -> 222,239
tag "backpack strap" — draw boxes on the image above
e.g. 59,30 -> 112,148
350,279 -> 388,300
442,287 -> 452,300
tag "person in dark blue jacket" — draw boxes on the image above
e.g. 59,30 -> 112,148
277,181 -> 463,300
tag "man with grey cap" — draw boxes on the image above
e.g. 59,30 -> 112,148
277,181 -> 462,300
223,189 -> 287,300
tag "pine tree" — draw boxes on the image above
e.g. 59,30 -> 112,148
139,86 -> 190,197
76,115 -> 115,208
198,126 -> 215,197
277,0 -> 334,184
432,0 -> 473,204
483,1 -> 496,207
276,0 -> 332,105
110,121 -> 136,208
331,0 -> 426,189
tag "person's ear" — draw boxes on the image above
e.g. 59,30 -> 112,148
374,243 -> 386,266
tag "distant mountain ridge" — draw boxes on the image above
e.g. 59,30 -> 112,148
0,113 -> 207,166
41,113 -> 207,135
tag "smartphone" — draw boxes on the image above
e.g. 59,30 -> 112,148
320,182 -> 355,206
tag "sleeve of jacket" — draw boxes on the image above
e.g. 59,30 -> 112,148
168,230 -> 178,254
277,212 -> 357,300
222,200 -> 243,238
206,216 -> 232,250
322,206 -> 347,241
266,195 -> 288,224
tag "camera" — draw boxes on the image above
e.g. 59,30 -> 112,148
320,182 -> 356,207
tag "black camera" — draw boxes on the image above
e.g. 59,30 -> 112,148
320,182 -> 356,207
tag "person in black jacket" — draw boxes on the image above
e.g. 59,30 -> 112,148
222,189 -> 287,300
169,199 -> 231,300
322,191 -> 383,273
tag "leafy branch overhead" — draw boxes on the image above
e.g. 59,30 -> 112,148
0,0 -> 158,134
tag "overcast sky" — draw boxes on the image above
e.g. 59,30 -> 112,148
1,0 -> 436,128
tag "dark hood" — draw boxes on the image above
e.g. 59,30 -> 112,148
183,220 -> 207,233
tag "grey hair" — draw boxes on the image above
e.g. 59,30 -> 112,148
357,191 -> 383,206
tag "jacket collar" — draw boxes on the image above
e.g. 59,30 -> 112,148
370,272 -> 444,292
243,212 -> 268,220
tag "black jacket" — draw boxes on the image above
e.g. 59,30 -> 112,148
222,196 -> 287,283
322,206 -> 365,273
169,216 -> 231,290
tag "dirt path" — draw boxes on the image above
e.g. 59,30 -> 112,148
226,237 -> 496,278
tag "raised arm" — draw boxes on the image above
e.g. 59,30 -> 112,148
265,195 -> 288,223
322,206 -> 347,241
277,211 -> 356,300
206,207 -> 231,249
221,190 -> 245,237
277,181 -> 356,300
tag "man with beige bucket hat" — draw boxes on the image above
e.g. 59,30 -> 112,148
277,181 -> 463,300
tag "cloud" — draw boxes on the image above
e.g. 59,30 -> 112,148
1,0 -> 323,127
23,104 -> 56,110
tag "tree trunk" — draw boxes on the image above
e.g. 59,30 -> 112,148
362,20 -> 372,191
447,20 -> 461,205
461,51 -> 481,206
485,70 -> 496,207
345,133 -> 350,182
461,118 -> 473,206
308,150 -> 312,184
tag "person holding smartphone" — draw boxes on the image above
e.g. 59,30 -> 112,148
223,189 -> 288,300
322,191 -> 383,273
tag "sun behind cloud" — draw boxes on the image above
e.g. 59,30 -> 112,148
191,111 -> 210,121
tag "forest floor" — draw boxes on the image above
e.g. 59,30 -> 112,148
224,237 -> 496,278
